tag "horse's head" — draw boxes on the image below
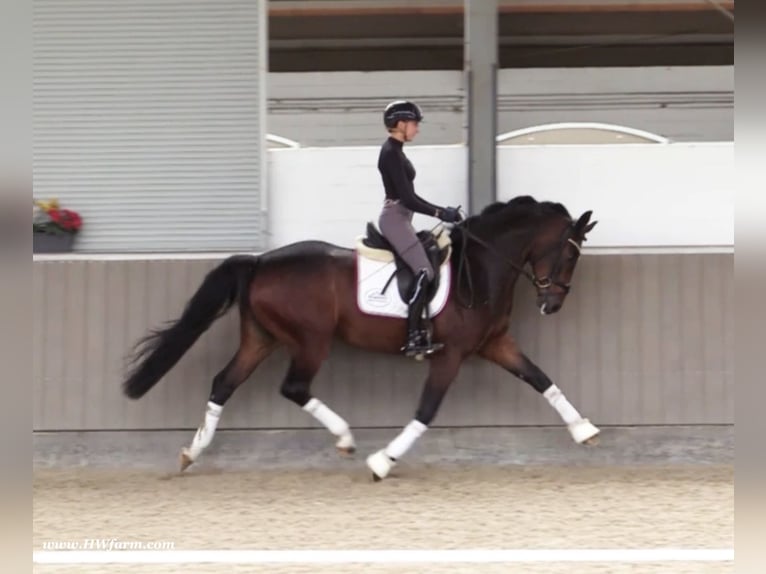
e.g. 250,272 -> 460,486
457,196 -> 598,313
528,209 -> 597,315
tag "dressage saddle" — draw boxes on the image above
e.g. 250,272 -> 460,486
361,222 -> 451,303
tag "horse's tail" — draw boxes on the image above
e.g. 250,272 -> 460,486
122,254 -> 259,399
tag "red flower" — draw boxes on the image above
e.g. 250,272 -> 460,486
48,208 -> 82,232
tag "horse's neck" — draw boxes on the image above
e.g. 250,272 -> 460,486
475,221 -> 538,268
465,222 -> 539,309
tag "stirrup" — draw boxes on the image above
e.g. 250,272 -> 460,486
401,331 -> 444,359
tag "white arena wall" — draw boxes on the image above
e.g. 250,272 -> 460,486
267,142 -> 733,250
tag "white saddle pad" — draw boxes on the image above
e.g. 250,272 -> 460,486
355,251 -> 451,319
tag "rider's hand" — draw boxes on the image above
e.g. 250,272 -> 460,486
439,207 -> 462,223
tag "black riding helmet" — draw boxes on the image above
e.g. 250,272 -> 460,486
383,100 -> 424,129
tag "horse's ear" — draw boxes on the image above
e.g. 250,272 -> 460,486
573,211 -> 597,239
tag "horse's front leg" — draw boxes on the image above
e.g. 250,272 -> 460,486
479,333 -> 600,444
366,350 -> 464,481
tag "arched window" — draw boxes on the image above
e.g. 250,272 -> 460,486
496,122 -> 669,145
267,134 -> 301,148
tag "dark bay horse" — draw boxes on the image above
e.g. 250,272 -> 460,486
122,195 -> 599,480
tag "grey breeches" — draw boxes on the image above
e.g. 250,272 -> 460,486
378,201 -> 435,281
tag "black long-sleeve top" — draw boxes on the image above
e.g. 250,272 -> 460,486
378,137 -> 442,216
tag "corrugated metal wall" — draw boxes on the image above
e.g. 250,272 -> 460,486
33,253 -> 733,430
33,0 -> 268,252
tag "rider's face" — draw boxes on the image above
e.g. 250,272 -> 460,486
402,120 -> 420,141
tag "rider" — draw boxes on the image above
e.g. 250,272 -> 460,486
377,99 -> 463,358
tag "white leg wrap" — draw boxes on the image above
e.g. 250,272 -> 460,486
568,418 -> 601,444
385,419 -> 428,460
366,420 -> 428,480
366,450 -> 395,479
543,385 -> 600,443
186,401 -> 223,461
303,398 -> 355,449
543,384 -> 582,425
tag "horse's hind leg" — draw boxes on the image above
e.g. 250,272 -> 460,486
279,344 -> 356,455
180,319 -> 277,471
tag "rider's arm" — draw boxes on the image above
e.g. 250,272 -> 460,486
382,150 -> 443,217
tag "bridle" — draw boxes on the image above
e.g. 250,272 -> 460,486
454,220 -> 582,307
527,225 -> 582,294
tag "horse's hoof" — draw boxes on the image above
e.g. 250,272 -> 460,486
584,435 -> 600,446
179,448 -> 194,472
366,450 -> 395,481
568,418 -> 600,444
335,432 -> 356,456
337,445 -> 356,456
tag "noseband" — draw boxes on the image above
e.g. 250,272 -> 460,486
529,234 -> 581,293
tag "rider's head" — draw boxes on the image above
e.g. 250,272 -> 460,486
383,100 -> 423,142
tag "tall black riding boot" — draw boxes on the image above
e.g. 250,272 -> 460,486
401,270 -> 445,359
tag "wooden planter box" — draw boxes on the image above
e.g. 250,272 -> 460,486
33,231 -> 76,253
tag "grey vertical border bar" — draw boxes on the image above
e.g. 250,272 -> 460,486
258,0 -> 270,250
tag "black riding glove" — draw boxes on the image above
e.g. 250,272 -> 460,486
438,207 -> 462,223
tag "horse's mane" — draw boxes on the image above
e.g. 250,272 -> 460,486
462,195 -> 571,235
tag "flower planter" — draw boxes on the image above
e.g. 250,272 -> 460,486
33,231 -> 75,253
33,199 -> 83,252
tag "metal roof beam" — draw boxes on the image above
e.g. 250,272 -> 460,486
269,0 -> 735,16
270,33 -> 732,50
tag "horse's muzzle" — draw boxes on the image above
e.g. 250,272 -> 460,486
537,292 -> 564,315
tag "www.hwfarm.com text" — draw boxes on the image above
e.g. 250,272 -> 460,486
41,539 -> 175,551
